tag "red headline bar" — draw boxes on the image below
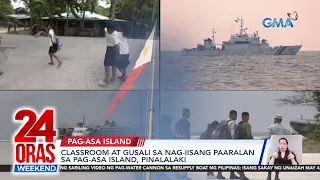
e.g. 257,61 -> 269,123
60,136 -> 146,147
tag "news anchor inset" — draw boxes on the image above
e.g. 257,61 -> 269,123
267,137 -> 299,180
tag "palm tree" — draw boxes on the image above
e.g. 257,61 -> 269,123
110,0 -> 116,21
64,0 -> 80,35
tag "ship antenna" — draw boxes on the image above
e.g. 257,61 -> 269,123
212,28 -> 216,46
83,114 -> 85,127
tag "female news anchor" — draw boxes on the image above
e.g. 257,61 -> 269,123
266,137 -> 298,180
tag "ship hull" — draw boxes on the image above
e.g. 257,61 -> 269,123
290,119 -> 316,136
182,45 -> 302,56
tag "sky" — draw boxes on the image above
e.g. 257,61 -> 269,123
161,0 -> 320,51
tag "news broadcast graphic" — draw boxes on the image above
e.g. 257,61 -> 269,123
57,165 -> 320,172
57,136 -> 266,166
1,164 -> 319,172
263,135 -> 302,165
10,107 -> 305,175
13,107 -> 58,174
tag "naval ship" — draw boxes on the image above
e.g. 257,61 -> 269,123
182,17 -> 302,56
56,114 -> 141,138
290,117 -> 317,137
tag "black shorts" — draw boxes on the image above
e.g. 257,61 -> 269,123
49,44 -> 58,54
104,46 -> 117,67
117,54 -> 130,69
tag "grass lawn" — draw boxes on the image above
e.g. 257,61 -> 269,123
303,139 -> 320,153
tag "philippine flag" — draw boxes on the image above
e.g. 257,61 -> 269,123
104,25 -> 156,121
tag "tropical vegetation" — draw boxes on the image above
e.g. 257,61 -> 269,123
5,0 -> 158,34
277,91 -> 320,141
0,0 -> 14,20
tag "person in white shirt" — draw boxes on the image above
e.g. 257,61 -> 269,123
99,23 -> 119,86
116,23 -> 130,81
46,24 -> 62,67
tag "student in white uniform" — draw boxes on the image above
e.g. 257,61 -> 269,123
99,23 -> 119,86
47,24 -> 62,67
116,23 -> 130,81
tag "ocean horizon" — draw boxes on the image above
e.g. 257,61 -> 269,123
191,132 -> 267,137
160,51 -> 320,90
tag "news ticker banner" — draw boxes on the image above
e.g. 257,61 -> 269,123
55,137 -> 266,165
13,136 -> 273,174
11,108 -> 304,175
13,136 -> 305,173
3,165 -> 320,172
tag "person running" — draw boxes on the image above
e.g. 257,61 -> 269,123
99,23 -> 119,87
116,23 -> 130,81
46,24 -> 62,67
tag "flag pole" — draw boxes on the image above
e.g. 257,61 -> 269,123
145,20 -> 157,180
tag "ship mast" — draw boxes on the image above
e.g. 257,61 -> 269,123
212,28 -> 216,46
239,17 -> 244,36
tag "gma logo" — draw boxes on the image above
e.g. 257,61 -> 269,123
262,18 -> 294,28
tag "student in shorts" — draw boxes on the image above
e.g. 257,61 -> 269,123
116,23 -> 130,81
267,137 -> 298,180
99,23 -> 119,87
46,24 -> 62,67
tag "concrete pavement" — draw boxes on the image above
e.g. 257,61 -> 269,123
0,34 -> 149,90
0,28 -> 7,34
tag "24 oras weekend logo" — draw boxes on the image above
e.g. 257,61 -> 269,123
262,11 -> 298,28
13,107 -> 58,174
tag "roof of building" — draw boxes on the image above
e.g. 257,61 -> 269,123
56,11 -> 127,21
7,11 -> 127,21
7,14 -> 30,19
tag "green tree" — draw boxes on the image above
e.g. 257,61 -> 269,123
113,0 -> 158,36
116,0 -> 155,23
0,0 -> 13,20
95,5 -> 109,17
64,0 -> 81,35
14,7 -> 29,14
17,0 -> 66,24
74,0 -> 98,35
277,91 -> 320,141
